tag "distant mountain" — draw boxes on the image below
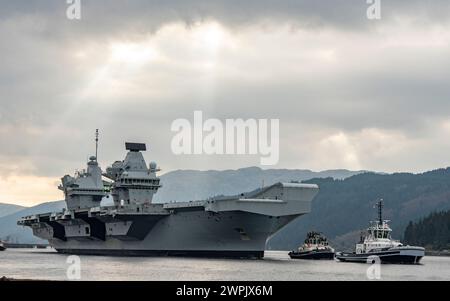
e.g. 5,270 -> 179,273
0,203 -> 26,218
154,167 -> 364,202
0,200 -> 65,243
0,167 -> 362,243
268,168 -> 450,250
6,167 -> 450,251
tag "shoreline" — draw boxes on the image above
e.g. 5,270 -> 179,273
425,250 -> 450,257
3,246 -> 450,257
1,276 -> 52,282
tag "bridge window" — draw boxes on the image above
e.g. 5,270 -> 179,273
85,227 -> 90,235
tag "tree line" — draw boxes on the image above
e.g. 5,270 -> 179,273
404,210 -> 450,250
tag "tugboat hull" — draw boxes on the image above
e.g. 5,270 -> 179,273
289,250 -> 335,260
336,247 -> 425,264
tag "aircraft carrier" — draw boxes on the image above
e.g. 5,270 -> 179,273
18,134 -> 319,258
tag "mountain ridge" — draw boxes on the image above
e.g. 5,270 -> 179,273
0,200 -> 65,243
2,167 -> 449,251
0,168 -> 362,243
268,168 -> 450,250
0,203 -> 26,218
153,167 -> 365,202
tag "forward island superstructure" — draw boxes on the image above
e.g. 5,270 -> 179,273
18,135 -> 319,258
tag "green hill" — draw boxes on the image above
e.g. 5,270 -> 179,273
268,168 -> 450,250
404,210 -> 450,251
2,167 -> 450,250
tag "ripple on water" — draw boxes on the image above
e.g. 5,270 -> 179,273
0,249 -> 449,281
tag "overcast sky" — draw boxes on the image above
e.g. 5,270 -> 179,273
1,1 -> 450,206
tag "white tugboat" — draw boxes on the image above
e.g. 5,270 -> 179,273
336,200 -> 425,264
289,231 -> 335,260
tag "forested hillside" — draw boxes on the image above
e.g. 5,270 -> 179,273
404,210 -> 450,251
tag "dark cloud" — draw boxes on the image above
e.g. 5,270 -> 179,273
1,1 -> 450,39
1,0 -> 450,185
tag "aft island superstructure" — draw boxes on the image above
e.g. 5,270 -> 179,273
18,137 -> 319,258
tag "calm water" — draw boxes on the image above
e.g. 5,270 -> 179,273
1,248 -> 449,281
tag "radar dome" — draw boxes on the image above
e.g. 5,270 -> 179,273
149,161 -> 157,170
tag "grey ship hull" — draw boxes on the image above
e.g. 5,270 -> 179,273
51,212 -> 296,258
19,182 -> 319,258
